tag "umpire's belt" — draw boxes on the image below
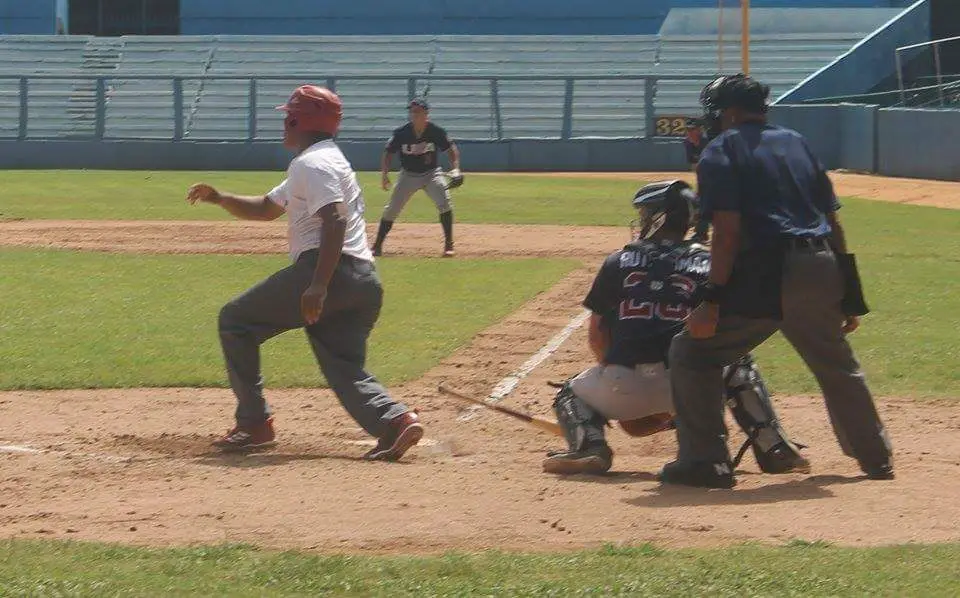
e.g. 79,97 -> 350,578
783,236 -> 829,251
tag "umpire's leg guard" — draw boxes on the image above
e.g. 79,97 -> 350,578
723,355 -> 810,474
543,381 -> 612,475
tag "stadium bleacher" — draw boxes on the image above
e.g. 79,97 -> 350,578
0,11 -> 891,140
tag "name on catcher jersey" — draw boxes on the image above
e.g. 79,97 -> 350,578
386,122 -> 452,173
583,240 -> 710,367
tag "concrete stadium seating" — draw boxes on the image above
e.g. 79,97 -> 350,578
0,36 -> 91,138
0,24 -> 882,140
654,33 -> 868,116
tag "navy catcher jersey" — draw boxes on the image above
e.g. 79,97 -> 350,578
583,240 -> 710,367
386,122 -> 452,173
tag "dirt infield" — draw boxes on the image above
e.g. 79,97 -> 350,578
0,220 -> 625,258
1,171 -> 959,553
483,171 -> 960,209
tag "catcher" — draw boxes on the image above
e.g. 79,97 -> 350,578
544,180 -> 809,476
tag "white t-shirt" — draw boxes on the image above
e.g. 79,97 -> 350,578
266,140 -> 373,263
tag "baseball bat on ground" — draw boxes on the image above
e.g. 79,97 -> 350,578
437,382 -> 563,436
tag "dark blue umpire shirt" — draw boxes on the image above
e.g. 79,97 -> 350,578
697,122 -> 841,243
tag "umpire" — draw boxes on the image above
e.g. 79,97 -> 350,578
660,74 -> 894,488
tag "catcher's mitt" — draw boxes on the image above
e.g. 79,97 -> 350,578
444,168 -> 464,190
618,413 -> 675,437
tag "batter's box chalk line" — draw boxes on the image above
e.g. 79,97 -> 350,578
457,309 -> 590,423
0,443 -> 132,464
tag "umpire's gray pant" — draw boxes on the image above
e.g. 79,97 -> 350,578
382,168 -> 452,221
668,244 -> 893,473
218,250 -> 409,436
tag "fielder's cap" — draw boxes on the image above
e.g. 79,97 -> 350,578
408,97 -> 430,111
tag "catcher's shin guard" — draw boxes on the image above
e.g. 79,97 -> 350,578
723,355 -> 809,474
544,382 -> 612,474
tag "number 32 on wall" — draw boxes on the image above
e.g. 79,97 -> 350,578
655,116 -> 691,137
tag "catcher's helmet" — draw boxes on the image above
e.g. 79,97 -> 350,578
631,180 -> 700,240
276,85 -> 343,136
699,73 -> 770,136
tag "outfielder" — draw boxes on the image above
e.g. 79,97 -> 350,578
186,85 -> 423,461
372,98 -> 462,257
543,180 -> 808,477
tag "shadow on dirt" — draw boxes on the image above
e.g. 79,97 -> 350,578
624,474 -> 867,507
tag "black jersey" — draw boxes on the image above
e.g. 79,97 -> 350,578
385,122 -> 452,173
583,239 -> 710,367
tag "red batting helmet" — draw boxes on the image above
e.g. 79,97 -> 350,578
276,85 -> 343,136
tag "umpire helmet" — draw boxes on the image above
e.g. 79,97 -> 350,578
276,85 -> 343,136
631,180 -> 700,240
699,73 -> 770,136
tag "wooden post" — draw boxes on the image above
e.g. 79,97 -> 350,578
741,0 -> 750,75
718,0 -> 725,72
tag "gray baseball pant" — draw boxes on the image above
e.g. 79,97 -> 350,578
218,250 -> 409,436
382,168 -> 452,221
668,245 -> 893,472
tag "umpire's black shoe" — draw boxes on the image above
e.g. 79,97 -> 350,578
659,460 -> 736,489
755,441 -> 811,474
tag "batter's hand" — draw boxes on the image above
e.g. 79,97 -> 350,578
186,183 -> 221,205
842,315 -> 860,334
687,302 -> 720,339
301,282 -> 327,325
380,173 -> 391,191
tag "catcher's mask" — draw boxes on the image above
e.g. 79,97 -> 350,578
699,73 -> 770,137
630,180 -> 700,241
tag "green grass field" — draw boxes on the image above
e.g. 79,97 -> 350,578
2,195 -> 956,396
0,252 -> 577,390
0,170 -> 641,225
2,540 -> 959,597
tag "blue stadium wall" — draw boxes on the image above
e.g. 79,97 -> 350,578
0,0 -> 915,35
0,0 -> 56,34
179,0 -> 913,35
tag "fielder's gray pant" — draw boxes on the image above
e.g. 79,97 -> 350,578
382,168 -> 452,221
218,250 -> 408,436
669,245 -> 893,472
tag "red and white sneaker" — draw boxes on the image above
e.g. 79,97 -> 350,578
212,417 -> 276,452
363,412 -> 424,461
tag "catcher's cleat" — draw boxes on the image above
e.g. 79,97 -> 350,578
542,442 -> 613,475
213,417 -> 276,452
659,459 -> 736,489
364,411 -> 424,461
755,441 -> 811,474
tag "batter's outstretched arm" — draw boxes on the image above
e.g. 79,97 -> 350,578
302,202 -> 348,325
186,183 -> 284,221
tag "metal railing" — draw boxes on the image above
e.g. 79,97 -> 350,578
1,72 -> 714,141
895,35 -> 960,107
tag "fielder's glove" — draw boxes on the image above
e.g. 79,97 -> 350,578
444,169 -> 465,190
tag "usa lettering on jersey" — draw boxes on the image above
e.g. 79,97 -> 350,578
402,142 -> 436,156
